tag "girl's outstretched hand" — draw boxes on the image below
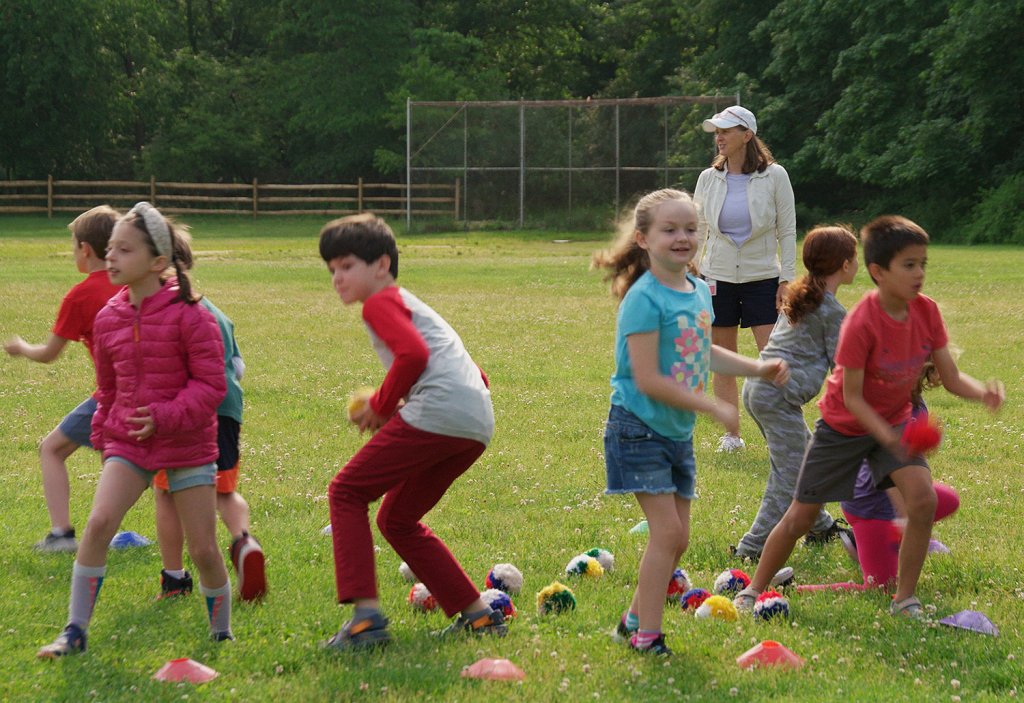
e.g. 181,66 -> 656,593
127,406 -> 156,441
981,379 -> 1005,411
759,358 -> 790,386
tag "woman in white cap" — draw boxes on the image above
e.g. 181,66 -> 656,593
694,105 -> 796,453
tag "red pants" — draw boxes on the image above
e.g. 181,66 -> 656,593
328,414 -> 485,617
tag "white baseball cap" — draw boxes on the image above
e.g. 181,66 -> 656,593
702,105 -> 757,134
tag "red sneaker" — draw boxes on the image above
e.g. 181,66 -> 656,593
230,533 -> 267,602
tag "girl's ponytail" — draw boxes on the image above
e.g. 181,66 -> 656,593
170,229 -> 200,304
782,225 -> 858,324
592,189 -> 693,300
782,275 -> 826,324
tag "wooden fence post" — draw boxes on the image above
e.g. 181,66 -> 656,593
47,175 -> 53,218
253,178 -> 258,217
357,177 -> 363,213
150,175 -> 156,204
454,178 -> 460,220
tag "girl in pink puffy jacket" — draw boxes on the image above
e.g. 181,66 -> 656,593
38,202 -> 231,658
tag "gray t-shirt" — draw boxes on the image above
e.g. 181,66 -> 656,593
756,291 -> 847,407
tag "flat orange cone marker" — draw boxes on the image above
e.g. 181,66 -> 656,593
153,658 -> 219,683
461,658 -> 526,681
736,640 -> 804,670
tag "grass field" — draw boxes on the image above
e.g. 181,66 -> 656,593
0,214 -> 1021,702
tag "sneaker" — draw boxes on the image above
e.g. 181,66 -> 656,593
729,544 -> 760,562
805,518 -> 854,547
770,566 -> 795,589
157,569 -> 194,599
322,612 -> 391,652
613,619 -> 637,643
37,624 -> 86,659
839,529 -> 859,563
34,529 -> 77,553
230,533 -> 267,602
434,609 -> 507,638
889,596 -> 925,620
717,434 -> 746,453
213,630 -> 235,642
629,634 -> 672,656
733,587 -> 759,612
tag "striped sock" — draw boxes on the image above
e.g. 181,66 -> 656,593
68,562 -> 106,630
623,610 -> 639,631
200,580 -> 232,637
631,630 -> 660,650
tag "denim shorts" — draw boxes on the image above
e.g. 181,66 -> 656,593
603,405 -> 697,498
58,397 -> 97,448
708,277 -> 779,328
108,456 -> 216,493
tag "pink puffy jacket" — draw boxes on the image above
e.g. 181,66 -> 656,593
90,280 -> 226,471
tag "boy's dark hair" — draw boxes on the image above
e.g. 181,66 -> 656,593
861,215 -> 929,283
319,213 -> 399,278
68,205 -> 120,256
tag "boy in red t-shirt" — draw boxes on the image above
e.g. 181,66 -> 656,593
732,215 -> 1004,618
4,206 -> 122,552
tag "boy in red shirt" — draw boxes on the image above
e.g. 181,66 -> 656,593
732,215 -> 1004,618
5,206 -> 122,552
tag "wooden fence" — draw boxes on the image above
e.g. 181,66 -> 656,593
0,177 -> 460,218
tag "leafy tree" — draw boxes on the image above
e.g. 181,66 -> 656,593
0,0 -> 125,177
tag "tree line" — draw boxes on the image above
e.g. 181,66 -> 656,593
2,0 -> 1021,241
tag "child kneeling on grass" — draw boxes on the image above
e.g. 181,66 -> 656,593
319,214 -> 503,651
734,215 -> 1004,619
593,189 -> 789,655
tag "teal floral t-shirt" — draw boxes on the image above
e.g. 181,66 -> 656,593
610,271 -> 713,441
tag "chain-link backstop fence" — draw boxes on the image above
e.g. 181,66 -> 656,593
406,95 -> 738,231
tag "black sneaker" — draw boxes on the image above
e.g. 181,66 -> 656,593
213,630 -> 235,642
614,619 -> 636,643
37,623 -> 87,659
157,569 -> 194,599
805,518 -> 853,546
34,529 -> 78,553
322,612 -> 391,652
729,544 -> 760,562
629,634 -> 672,656
434,609 -> 507,638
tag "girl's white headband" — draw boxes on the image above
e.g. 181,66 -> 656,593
129,201 -> 173,260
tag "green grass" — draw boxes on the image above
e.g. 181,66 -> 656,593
0,215 -> 1021,702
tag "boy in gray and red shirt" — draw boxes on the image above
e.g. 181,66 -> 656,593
318,214 -> 504,651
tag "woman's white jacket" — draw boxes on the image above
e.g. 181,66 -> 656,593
694,162 -> 796,284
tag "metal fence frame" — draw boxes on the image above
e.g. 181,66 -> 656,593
406,95 -> 738,228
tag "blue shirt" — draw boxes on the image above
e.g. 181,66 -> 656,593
610,271 -> 713,441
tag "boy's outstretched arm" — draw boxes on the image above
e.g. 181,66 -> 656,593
4,334 -> 69,363
931,346 -> 1004,411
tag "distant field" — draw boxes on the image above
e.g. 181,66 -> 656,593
0,215 -> 1021,702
